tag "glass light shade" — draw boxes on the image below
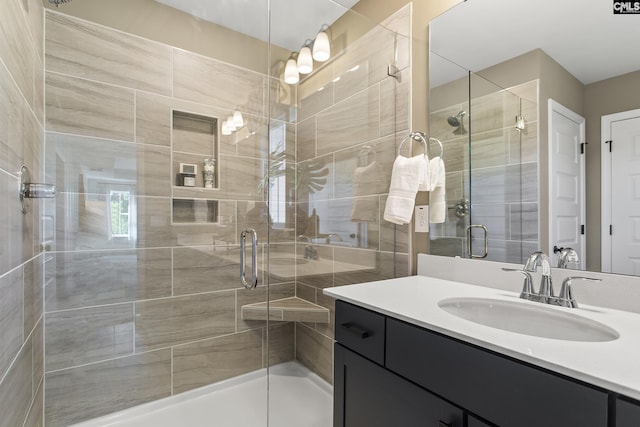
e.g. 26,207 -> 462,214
226,116 -> 236,131
284,58 -> 299,84
233,110 -> 244,128
312,31 -> 331,62
221,121 -> 231,135
297,46 -> 313,74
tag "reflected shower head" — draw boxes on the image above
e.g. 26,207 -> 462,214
447,111 -> 467,135
48,0 -> 71,6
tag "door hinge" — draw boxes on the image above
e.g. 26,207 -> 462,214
605,140 -> 612,152
610,224 -> 613,235
581,224 -> 585,235
580,142 -> 587,154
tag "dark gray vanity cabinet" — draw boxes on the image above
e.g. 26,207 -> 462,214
617,398 -> 640,427
333,300 -> 621,427
334,344 -> 463,427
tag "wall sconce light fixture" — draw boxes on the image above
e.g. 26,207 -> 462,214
284,55 -> 300,84
222,110 -> 247,137
313,27 -> 331,62
297,41 -> 314,74
284,25 -> 331,85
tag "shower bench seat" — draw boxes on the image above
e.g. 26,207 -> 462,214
241,297 -> 330,323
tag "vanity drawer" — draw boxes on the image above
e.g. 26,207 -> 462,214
335,300 -> 385,365
386,318 -> 608,427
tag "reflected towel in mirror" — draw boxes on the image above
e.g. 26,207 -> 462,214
383,155 -> 428,225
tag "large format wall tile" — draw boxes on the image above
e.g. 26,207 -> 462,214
46,73 -> 135,141
23,255 -> 43,338
135,291 -> 236,352
0,336 -> 33,427
173,49 -> 264,116
45,13 -> 172,95
0,63 -> 25,174
46,132 -> 171,197
173,329 -> 263,394
45,303 -> 134,371
316,86 -> 380,156
0,268 -> 23,381
267,323 -> 294,366
173,246 -> 244,295
45,249 -> 172,311
295,323 -> 333,384
45,349 -> 171,427
217,154 -> 265,200
0,0 -> 34,110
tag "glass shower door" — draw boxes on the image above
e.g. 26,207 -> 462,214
266,1 -> 409,426
429,55 -> 538,264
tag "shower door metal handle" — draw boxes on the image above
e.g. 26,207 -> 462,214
240,229 -> 258,289
466,224 -> 488,259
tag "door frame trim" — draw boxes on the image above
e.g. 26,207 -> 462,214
601,108 -> 640,273
548,99 -> 586,269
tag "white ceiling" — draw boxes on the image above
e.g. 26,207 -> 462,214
430,0 -> 640,87
154,0 -> 359,51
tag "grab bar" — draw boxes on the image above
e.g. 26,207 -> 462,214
240,229 -> 258,289
466,224 -> 488,259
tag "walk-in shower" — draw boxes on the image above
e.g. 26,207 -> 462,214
0,0 -> 412,426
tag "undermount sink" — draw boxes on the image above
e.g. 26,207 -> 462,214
438,297 -> 619,342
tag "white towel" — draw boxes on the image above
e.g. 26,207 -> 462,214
383,155 -> 427,225
429,156 -> 446,223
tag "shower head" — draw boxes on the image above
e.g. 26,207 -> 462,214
48,0 -> 72,6
447,111 -> 467,135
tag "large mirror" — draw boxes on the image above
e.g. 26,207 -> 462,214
428,0 -> 640,276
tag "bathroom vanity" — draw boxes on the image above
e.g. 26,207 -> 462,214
326,275 -> 640,426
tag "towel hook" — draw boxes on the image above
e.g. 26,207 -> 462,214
397,132 -> 444,160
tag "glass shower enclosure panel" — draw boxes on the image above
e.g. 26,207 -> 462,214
42,0 -> 271,425
266,1 -> 408,425
429,54 -> 534,263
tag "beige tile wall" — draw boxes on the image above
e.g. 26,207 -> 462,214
41,5 -> 412,425
42,10 -> 296,427
0,0 -> 45,425
292,6 -> 412,384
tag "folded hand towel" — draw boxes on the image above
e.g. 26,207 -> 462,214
429,156 -> 446,223
418,153 -> 432,191
383,155 -> 427,225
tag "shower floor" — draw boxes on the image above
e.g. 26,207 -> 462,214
71,361 -> 333,427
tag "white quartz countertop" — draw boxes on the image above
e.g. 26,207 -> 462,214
324,276 -> 640,401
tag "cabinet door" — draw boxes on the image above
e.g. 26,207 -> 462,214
334,343 -> 463,427
617,397 -> 640,426
386,318 -> 608,427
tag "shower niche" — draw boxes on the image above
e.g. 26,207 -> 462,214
171,110 -> 219,193
171,110 -> 220,224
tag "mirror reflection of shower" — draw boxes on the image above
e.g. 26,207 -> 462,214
447,110 -> 467,135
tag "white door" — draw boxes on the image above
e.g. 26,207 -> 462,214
606,114 -> 640,275
548,100 -> 586,269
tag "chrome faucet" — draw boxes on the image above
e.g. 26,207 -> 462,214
524,251 -> 553,303
557,277 -> 602,308
297,235 -> 318,260
554,246 -> 580,269
503,251 -> 603,308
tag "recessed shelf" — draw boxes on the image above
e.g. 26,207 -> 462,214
241,297 -> 330,323
172,198 -> 218,224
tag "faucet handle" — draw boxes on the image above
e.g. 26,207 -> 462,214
502,268 -> 535,300
557,277 -> 602,308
